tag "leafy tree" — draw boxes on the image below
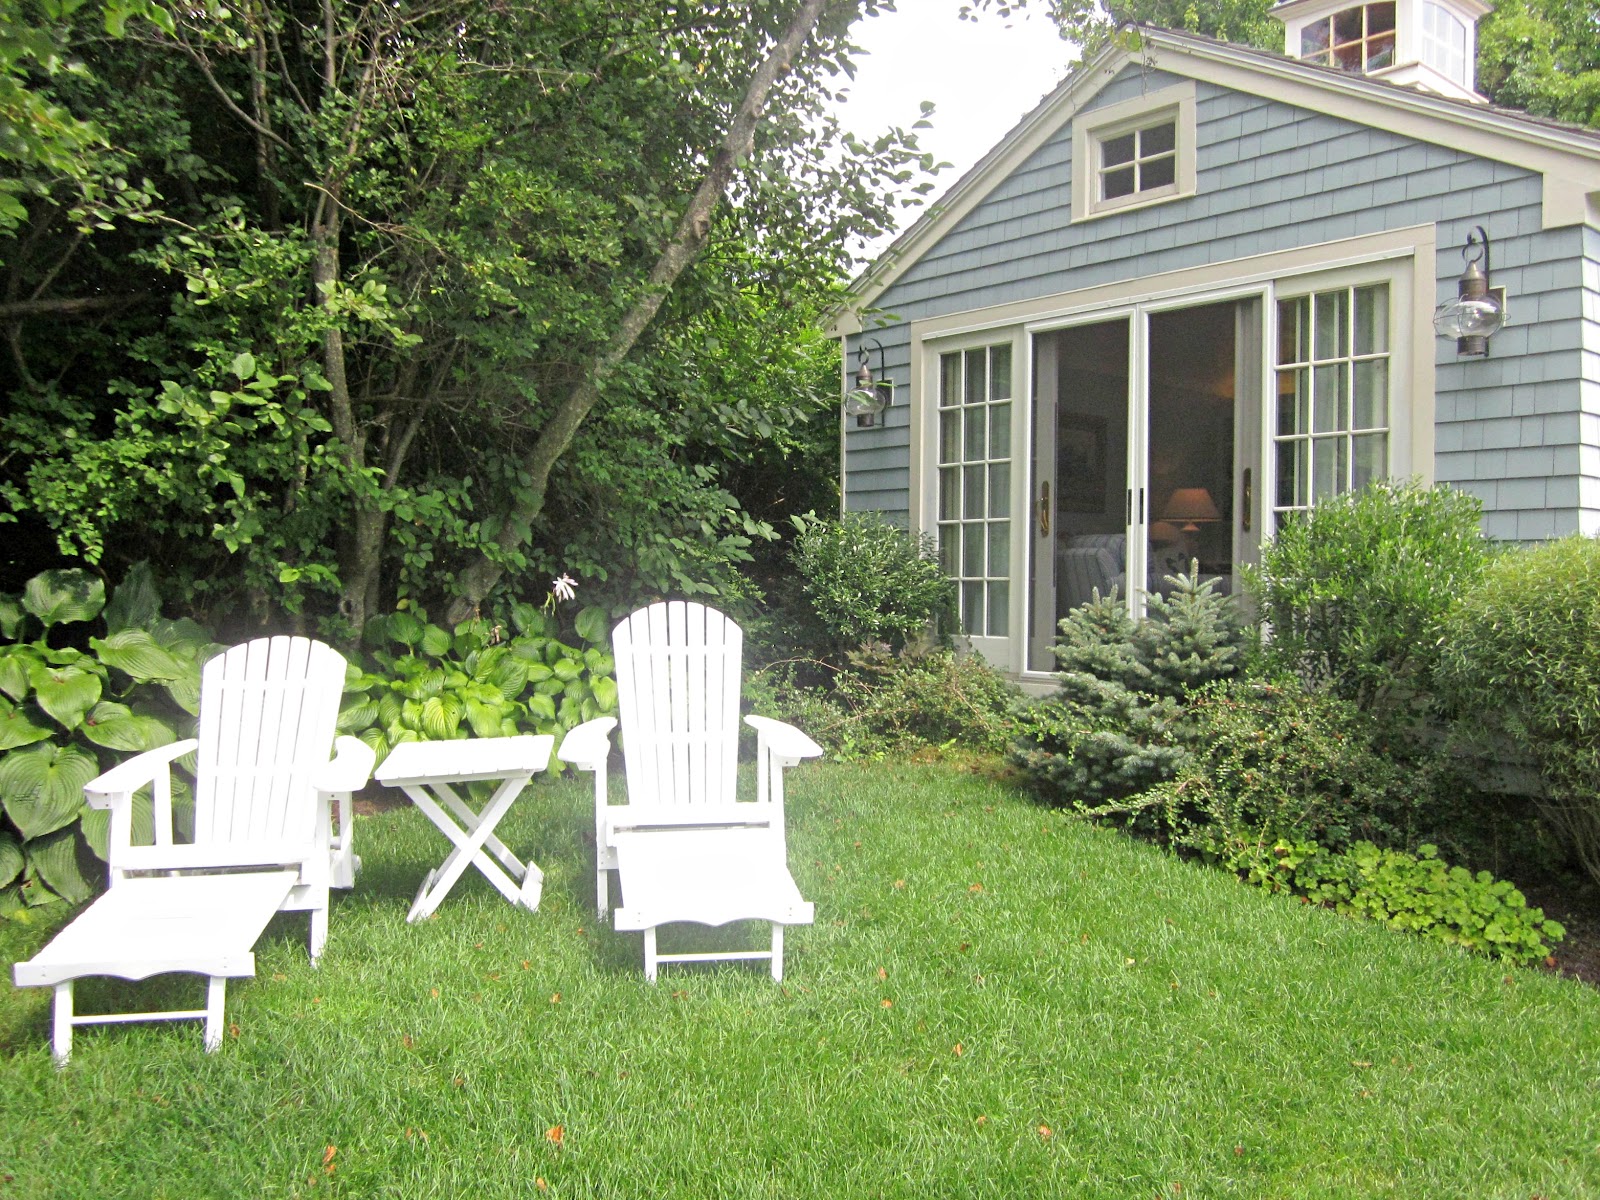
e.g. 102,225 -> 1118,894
2,1 -> 939,633
1477,0 -> 1600,128
1039,0 -> 1279,58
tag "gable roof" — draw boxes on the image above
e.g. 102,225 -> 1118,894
829,23 -> 1600,336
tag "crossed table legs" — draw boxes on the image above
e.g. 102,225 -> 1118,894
374,734 -> 555,922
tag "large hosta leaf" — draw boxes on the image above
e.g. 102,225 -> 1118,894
0,645 -> 37,702
574,605 -> 610,645
0,743 -> 99,839
22,569 -> 106,631
337,698 -> 379,734
27,663 -> 102,730
0,594 -> 23,641
102,561 -> 163,634
91,629 -> 186,682
79,791 -> 158,860
419,693 -> 464,740
0,831 -> 23,888
591,675 -> 618,713
27,827 -> 96,904
79,701 -> 177,752
464,698 -> 509,739
0,696 -> 52,751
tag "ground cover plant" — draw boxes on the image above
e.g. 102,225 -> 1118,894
3,761 -> 1598,1198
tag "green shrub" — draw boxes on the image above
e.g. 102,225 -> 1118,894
789,512 -> 954,657
1248,838 -> 1565,967
1245,481 -> 1489,719
1148,677 -> 1421,862
748,645 -> 1019,760
1439,534 -> 1600,887
340,600 -> 618,772
0,565 -> 219,915
1010,568 -> 1244,808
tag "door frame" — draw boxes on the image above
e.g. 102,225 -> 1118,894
905,225 -> 1437,685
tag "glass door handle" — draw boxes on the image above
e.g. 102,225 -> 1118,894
1038,481 -> 1051,537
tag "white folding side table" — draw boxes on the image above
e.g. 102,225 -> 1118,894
376,734 -> 554,922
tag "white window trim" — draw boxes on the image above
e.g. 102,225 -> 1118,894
1072,81 -> 1197,223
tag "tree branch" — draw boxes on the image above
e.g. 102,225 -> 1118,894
446,0 -> 836,622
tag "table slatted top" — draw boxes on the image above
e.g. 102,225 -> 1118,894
375,735 -> 554,786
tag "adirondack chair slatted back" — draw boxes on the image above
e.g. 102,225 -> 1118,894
613,602 -> 741,807
194,636 -> 348,845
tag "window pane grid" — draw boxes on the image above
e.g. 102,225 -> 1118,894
936,345 -> 1014,636
1273,285 -> 1390,517
1099,120 -> 1178,202
1299,3 -> 1396,73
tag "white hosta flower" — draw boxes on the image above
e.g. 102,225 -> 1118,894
551,574 -> 577,603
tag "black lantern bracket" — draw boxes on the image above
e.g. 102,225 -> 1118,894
1432,225 -> 1508,357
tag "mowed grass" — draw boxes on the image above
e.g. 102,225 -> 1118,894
1,759 -> 1597,1199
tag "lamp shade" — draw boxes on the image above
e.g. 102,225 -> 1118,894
1161,487 -> 1220,531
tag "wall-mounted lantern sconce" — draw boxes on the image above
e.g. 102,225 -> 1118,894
1432,225 -> 1507,357
843,339 -> 895,428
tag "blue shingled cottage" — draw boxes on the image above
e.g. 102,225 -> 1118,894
829,0 -> 1600,685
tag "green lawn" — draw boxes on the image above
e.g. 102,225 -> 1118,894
2,760 -> 1597,1198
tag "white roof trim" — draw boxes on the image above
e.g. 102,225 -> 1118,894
828,24 -> 1600,335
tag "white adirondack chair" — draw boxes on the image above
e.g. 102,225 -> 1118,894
559,601 -> 820,982
12,636 -> 374,1063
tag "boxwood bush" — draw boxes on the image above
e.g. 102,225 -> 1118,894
1440,533 -> 1600,887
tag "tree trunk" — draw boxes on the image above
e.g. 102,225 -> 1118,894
445,0 -> 834,624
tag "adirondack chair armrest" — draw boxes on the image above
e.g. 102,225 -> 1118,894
559,717 -> 617,771
744,716 -> 823,762
311,736 -> 376,794
83,740 -> 200,808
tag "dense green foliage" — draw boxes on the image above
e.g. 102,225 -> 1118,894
1251,839 -> 1565,967
4,762 -> 1598,1196
1149,677 -> 1422,863
1244,481 -> 1489,720
340,600 -> 618,773
1,0 -> 931,631
1010,568 -> 1244,807
1440,534 -> 1600,887
0,565 -> 217,913
789,512 -> 956,657
751,644 -> 1019,759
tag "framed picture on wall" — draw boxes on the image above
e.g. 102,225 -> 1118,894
1057,413 -> 1107,514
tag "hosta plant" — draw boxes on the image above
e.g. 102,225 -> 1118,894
340,600 -> 619,773
0,565 -> 220,916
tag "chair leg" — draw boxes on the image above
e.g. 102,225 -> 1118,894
770,924 -> 784,983
643,927 -> 658,983
309,902 -> 328,965
52,982 -> 73,1067
597,867 -> 609,919
203,977 -> 227,1052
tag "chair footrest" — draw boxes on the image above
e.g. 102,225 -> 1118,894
611,827 -> 814,931
12,870 -> 300,988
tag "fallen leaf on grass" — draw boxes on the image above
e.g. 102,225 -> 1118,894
535,1180 -> 547,1192
975,1115 -> 988,1126
453,1077 -> 464,1088
1351,1060 -> 1371,1068
546,1125 -> 564,1146
323,1146 -> 336,1175
272,973 -> 286,982
229,1023 -> 240,1039
881,998 -> 893,1008
968,883 -> 983,893
402,1035 -> 414,1049
1233,1145 -> 1243,1156
893,879 -> 905,889
1037,1125 -> 1052,1140
952,1043 -> 964,1057
522,960 -> 531,970
550,993 -> 561,1004
876,967 -> 888,981
430,988 -> 440,998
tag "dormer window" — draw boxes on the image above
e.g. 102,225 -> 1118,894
1299,2 -> 1396,73
1421,2 -> 1468,87
1100,120 -> 1176,202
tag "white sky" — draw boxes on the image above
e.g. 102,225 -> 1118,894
828,2 -> 1077,261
